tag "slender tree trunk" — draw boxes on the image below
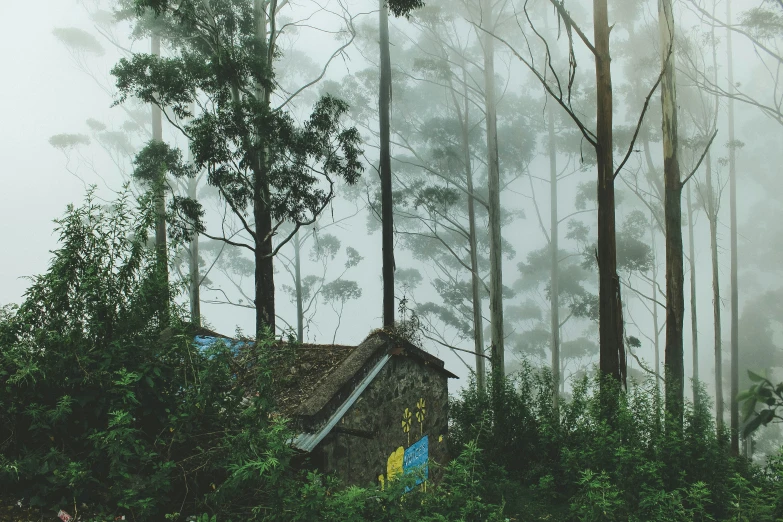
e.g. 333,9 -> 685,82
548,102 -> 560,411
482,0 -> 505,380
652,222 -> 661,388
186,101 -> 200,326
654,279 -> 660,384
294,230 -> 303,342
187,175 -> 201,327
646,144 -> 663,394
254,0 -> 276,336
561,356 -> 566,394
642,128 -> 664,421
744,436 -> 751,458
652,221 -> 663,427
379,0 -> 395,328
687,183 -> 698,404
726,0 -> 740,456
459,70 -> 486,393
705,3 -> 724,438
593,0 -> 626,394
151,34 -> 169,321
660,0 -> 685,430
253,175 -> 276,336
706,151 -> 724,434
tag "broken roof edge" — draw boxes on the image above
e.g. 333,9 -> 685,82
371,329 -> 459,380
293,333 -> 387,418
292,330 -> 457,420
291,353 -> 393,452
180,323 -> 458,380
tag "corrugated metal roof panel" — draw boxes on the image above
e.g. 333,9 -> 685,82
291,353 -> 392,452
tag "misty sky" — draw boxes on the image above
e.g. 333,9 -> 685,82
1,0 -> 781,396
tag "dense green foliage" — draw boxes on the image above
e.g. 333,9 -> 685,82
2,190 -> 782,521
112,0 -> 366,229
0,191 -> 295,518
739,370 -> 783,437
450,369 -> 783,521
0,192 -> 505,521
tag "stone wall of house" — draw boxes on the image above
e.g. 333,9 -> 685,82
314,354 -> 450,488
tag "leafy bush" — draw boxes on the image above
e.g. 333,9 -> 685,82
0,190 -> 292,519
738,370 -> 783,437
449,366 -> 774,521
279,441 -> 506,522
3,188 -> 781,522
0,189 -> 507,521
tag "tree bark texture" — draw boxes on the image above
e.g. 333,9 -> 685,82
186,101 -> 201,327
593,0 -> 626,391
187,176 -> 201,327
151,34 -> 169,319
294,230 -> 304,342
380,0 -> 395,328
482,0 -> 505,379
706,151 -> 724,434
548,102 -> 560,411
252,167 -> 276,337
687,183 -> 698,404
253,0 -> 276,336
726,0 -> 740,456
660,0 -> 685,429
460,69 -> 486,393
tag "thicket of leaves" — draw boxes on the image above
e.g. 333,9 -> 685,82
4,189 -> 783,521
450,368 -> 783,521
112,0 -> 364,252
0,191 -> 506,521
0,191 -> 294,519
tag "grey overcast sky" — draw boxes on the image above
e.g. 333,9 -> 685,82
1,2 -> 119,302
2,0 -> 782,396
0,0 -> 404,364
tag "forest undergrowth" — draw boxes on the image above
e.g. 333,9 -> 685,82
1,193 -> 783,521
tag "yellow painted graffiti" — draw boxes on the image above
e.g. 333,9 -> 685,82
384,398 -> 432,487
416,397 -> 425,434
402,407 -> 412,445
386,446 -> 404,481
401,407 -> 412,432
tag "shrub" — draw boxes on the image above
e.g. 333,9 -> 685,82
0,190 -> 292,519
279,442 -> 507,522
449,365 -> 770,521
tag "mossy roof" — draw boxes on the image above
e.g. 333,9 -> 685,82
186,326 -> 456,421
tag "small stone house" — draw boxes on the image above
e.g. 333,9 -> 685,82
193,328 -> 457,487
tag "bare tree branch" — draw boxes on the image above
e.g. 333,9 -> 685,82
680,129 -> 719,187
614,71 -> 664,179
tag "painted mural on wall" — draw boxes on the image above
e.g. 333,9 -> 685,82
379,396 -> 436,491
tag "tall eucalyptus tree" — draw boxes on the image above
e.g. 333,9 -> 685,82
726,0 -> 741,456
380,0 -> 395,327
659,0 -> 685,428
479,0 -> 506,381
114,0 -> 365,336
151,33 -> 169,321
